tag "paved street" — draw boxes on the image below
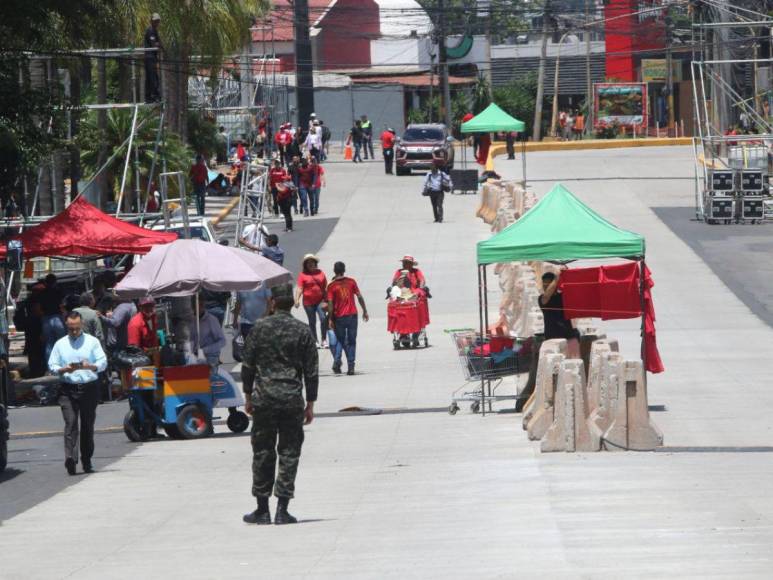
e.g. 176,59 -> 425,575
3,149 -> 773,578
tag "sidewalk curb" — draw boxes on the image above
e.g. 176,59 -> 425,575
211,197 -> 240,227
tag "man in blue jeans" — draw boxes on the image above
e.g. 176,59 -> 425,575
326,262 -> 369,375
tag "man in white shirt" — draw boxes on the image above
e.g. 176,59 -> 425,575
48,311 -> 108,475
305,123 -> 322,162
239,222 -> 269,253
422,164 -> 453,223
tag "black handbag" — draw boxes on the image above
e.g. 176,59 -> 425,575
422,186 -> 431,197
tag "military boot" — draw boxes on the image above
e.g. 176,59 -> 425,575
243,496 -> 272,525
274,497 -> 298,525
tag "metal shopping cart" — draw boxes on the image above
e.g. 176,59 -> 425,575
447,329 -> 535,415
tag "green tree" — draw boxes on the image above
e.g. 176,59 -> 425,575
78,108 -> 191,210
493,74 -> 539,139
114,0 -> 269,142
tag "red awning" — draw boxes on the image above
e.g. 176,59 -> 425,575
2,197 -> 177,258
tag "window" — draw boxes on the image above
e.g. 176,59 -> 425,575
403,127 -> 444,141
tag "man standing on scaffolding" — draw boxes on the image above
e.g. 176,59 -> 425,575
144,13 -> 163,103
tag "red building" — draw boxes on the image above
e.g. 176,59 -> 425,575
252,0 -> 380,72
604,0 -> 666,81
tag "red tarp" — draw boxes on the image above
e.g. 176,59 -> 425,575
1,197 -> 177,258
558,262 -> 664,374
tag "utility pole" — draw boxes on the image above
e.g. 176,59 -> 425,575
438,0 -> 452,128
294,0 -> 315,129
533,6 -> 551,141
585,0 -> 593,136
665,14 -> 675,134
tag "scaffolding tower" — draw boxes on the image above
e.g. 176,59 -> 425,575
691,3 -> 773,224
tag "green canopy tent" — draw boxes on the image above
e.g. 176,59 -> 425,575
461,103 -> 527,185
477,183 -> 645,264
472,184 -> 648,414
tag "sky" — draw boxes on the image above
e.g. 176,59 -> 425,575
374,0 -> 432,36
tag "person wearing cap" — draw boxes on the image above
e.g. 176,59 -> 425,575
274,124 -> 292,166
127,297 -> 160,353
304,121 -> 322,163
260,234 -> 285,266
295,255 -> 328,348
392,256 -> 426,290
241,283 -> 319,526
380,127 -> 396,174
326,261 -> 369,375
49,311 -> 108,475
144,13 -> 163,102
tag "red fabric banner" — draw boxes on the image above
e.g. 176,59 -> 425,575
558,262 -> 664,374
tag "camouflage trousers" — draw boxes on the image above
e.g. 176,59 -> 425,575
251,405 -> 305,499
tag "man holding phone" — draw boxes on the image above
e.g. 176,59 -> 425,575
48,311 -> 107,475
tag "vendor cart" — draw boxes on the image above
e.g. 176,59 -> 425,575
123,364 -> 249,441
388,293 -> 430,349
447,329 -> 535,415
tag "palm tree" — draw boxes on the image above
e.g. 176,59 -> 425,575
115,0 -> 268,142
79,108 -> 191,211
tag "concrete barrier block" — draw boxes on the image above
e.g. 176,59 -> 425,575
603,360 -> 663,452
524,339 -> 567,435
541,359 -> 590,452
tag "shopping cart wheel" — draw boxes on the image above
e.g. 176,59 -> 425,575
470,401 -> 480,414
227,410 -> 250,433
423,337 -> 429,347
393,339 -> 400,350
448,403 -> 459,415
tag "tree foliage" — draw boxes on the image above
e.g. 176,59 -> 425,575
492,74 -> 539,139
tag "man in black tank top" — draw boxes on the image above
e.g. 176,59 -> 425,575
538,270 -> 580,358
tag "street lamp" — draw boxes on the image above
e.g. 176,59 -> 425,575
550,31 -> 580,138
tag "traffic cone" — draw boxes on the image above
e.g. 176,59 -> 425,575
344,143 -> 352,160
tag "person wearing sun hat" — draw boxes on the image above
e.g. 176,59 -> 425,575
295,254 -> 328,347
392,255 -> 425,290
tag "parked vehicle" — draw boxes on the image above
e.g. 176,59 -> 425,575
395,124 -> 455,176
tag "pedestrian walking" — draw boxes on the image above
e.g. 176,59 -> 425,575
380,127 -> 396,174
319,120 -> 331,161
326,261 -> 369,375
305,121 -> 322,162
143,13 -> 162,102
361,115 -> 374,159
233,286 -> 271,338
189,154 -> 208,216
268,159 -> 287,216
73,292 -> 105,346
423,164 -> 453,223
48,311 -> 107,475
297,158 -> 314,217
41,274 -> 66,362
309,156 -> 325,216
275,124 -> 291,166
349,121 -> 364,163
260,233 -> 285,266
505,131 -> 516,160
288,156 -> 301,214
276,181 -> 294,232
241,284 -> 318,525
295,254 -> 328,348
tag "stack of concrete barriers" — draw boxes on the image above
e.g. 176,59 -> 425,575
522,338 -> 663,452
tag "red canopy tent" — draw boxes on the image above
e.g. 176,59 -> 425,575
0,197 -> 176,258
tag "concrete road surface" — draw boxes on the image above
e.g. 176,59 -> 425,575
2,149 -> 773,578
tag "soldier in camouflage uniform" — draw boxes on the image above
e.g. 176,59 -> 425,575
241,283 -> 318,525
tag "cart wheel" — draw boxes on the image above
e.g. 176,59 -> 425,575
393,340 -> 400,350
176,404 -> 213,439
424,337 -> 429,347
227,410 -> 250,433
448,403 -> 459,415
471,401 -> 480,414
123,410 -> 149,442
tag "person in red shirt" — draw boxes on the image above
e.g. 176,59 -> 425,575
380,127 -> 396,174
294,254 -> 328,347
391,255 -> 426,290
326,261 -> 369,375
268,159 -> 288,216
309,156 -> 325,216
127,297 -> 160,351
275,125 -> 292,166
297,158 -> 316,217
189,154 -> 209,216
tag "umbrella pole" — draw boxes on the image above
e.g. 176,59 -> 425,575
196,293 -> 201,361
521,139 -> 527,189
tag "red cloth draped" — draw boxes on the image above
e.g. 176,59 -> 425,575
558,262 -> 664,374
387,293 -> 430,335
